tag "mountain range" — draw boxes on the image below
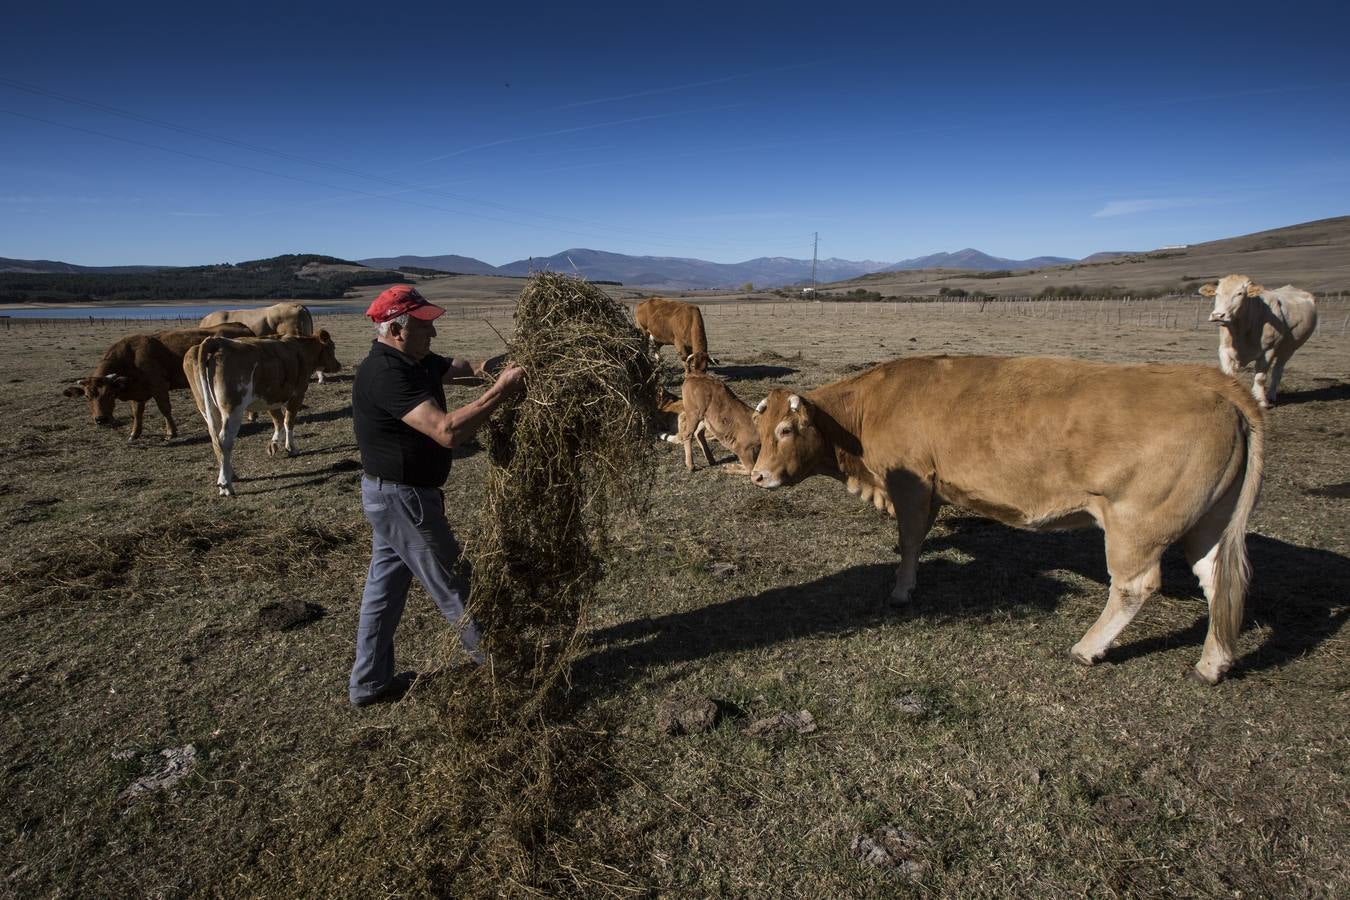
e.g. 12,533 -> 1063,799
357,247 -> 1081,289
0,247 -> 1164,291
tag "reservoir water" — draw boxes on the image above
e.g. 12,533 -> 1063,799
0,302 -> 363,320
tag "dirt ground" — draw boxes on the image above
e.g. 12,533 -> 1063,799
1,300 -> 1346,897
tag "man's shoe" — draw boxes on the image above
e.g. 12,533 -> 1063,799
350,671 -> 417,707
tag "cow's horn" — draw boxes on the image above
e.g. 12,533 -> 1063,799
755,398 -> 768,413
788,394 -> 801,411
103,374 -> 119,382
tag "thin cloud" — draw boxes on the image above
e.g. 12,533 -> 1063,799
0,194 -> 105,204
413,104 -> 743,166
1092,198 -> 1204,218
556,60 -> 825,110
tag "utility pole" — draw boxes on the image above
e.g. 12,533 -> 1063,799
810,232 -> 819,291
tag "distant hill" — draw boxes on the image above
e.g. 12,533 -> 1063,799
0,257 -> 174,275
884,248 -> 1075,272
358,254 -> 500,276
823,216 -> 1350,296
0,253 -> 405,304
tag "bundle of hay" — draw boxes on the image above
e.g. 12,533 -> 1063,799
469,271 -> 659,693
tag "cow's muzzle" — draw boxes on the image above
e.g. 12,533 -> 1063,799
95,415 -> 114,426
750,470 -> 781,488
1208,314 -> 1229,324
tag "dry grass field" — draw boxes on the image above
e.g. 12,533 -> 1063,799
2,298 -> 1347,897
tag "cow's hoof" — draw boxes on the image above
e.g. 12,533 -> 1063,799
267,442 -> 280,458
1068,647 -> 1099,668
218,486 -> 234,497
1187,665 -> 1223,686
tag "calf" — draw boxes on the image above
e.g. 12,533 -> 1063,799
634,297 -> 719,373
183,332 -> 341,496
62,324 -> 252,441
1200,275 -> 1318,407
662,373 -> 760,474
750,356 -> 1264,684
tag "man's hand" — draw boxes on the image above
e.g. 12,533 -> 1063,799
494,364 -> 526,396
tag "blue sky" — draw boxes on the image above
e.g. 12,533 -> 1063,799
3,1 -> 1347,267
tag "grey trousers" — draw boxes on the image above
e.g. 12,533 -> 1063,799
348,474 -> 482,704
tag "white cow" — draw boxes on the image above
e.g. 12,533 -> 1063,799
1200,275 -> 1318,408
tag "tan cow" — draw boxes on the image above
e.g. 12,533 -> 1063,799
634,297 -> 718,373
662,373 -> 760,474
199,302 -> 330,383
653,386 -> 684,435
183,332 -> 341,496
1200,275 -> 1317,407
749,356 -> 1264,684
62,323 -> 252,440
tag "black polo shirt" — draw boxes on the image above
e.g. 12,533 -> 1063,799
353,340 -> 453,487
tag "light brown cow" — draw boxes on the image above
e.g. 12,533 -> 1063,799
1200,275 -> 1318,408
183,332 -> 341,496
749,356 -> 1264,684
662,373 -> 760,474
199,302 -> 330,383
62,324 -> 252,440
653,386 -> 683,435
634,297 -> 718,373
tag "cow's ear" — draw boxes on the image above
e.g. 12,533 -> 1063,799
110,375 -> 131,389
1245,283 -> 1264,296
62,384 -> 85,398
1198,283 -> 1217,297
319,329 -> 330,341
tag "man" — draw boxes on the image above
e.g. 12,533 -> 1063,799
348,284 -> 525,707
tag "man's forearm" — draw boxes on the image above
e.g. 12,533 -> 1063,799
441,378 -> 516,446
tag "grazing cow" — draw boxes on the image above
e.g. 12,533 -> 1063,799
634,298 -> 719,373
749,356 -> 1264,684
1200,275 -> 1318,407
199,302 -> 330,383
183,332 -> 341,496
653,386 -> 683,435
662,373 -> 760,474
62,324 -> 252,441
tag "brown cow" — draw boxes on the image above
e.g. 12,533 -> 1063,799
199,302 -> 330,383
634,298 -> 718,373
1199,275 -> 1318,407
749,356 -> 1264,684
62,323 -> 252,441
662,373 -> 760,474
183,332 -> 341,496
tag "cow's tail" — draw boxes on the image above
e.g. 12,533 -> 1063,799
192,337 -> 227,447
1210,401 -> 1265,660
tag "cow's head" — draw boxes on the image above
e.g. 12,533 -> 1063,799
684,351 -> 711,374
749,390 -> 823,488
62,374 -> 129,425
316,329 -> 342,375
1201,275 -> 1264,325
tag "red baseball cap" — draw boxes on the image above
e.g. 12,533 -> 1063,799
365,284 -> 445,323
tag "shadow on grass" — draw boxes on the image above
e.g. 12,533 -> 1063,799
1274,381 -> 1350,406
582,514 -> 1347,689
713,364 -> 798,382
